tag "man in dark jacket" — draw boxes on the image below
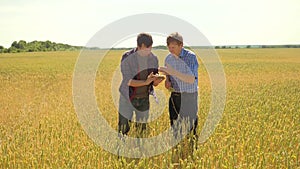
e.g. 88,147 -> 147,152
118,33 -> 164,137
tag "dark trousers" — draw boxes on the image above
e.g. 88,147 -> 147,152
169,92 -> 198,138
118,95 -> 149,136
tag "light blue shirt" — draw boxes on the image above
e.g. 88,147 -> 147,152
165,48 -> 198,93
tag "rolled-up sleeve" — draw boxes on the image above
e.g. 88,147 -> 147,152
121,58 -> 133,85
189,54 -> 198,79
119,51 -> 136,98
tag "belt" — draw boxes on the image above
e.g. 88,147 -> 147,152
132,96 -> 149,99
171,92 -> 182,96
171,91 -> 197,96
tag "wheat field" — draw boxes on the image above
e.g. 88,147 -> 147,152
0,48 -> 299,168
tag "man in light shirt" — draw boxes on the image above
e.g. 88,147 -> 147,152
159,32 -> 199,146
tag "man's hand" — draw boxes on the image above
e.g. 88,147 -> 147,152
145,72 -> 156,85
158,64 -> 176,76
165,78 -> 172,89
128,72 -> 155,87
152,74 -> 165,86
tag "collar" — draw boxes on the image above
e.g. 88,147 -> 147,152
179,48 -> 185,58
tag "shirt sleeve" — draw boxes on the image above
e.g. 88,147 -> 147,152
164,55 -> 170,66
121,55 -> 133,85
189,54 -> 199,79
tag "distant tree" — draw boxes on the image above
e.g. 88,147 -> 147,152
8,46 -> 18,53
185,46 -> 192,50
18,40 -> 27,49
0,46 -> 4,53
246,45 -> 251,48
11,41 -> 18,48
215,46 -> 220,49
3,48 -> 8,53
153,45 -> 167,50
284,45 -> 291,48
45,40 -> 52,49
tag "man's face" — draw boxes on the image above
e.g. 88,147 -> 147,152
167,41 -> 183,57
137,44 -> 152,56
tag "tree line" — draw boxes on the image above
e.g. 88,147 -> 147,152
1,40 -> 300,53
0,40 -> 83,53
214,45 -> 300,49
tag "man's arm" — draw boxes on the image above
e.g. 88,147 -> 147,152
127,72 -> 155,87
164,75 -> 172,89
159,64 -> 195,84
152,58 -> 163,87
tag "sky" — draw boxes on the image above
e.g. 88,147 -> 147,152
0,0 -> 299,48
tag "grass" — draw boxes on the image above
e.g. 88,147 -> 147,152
0,48 -> 299,168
